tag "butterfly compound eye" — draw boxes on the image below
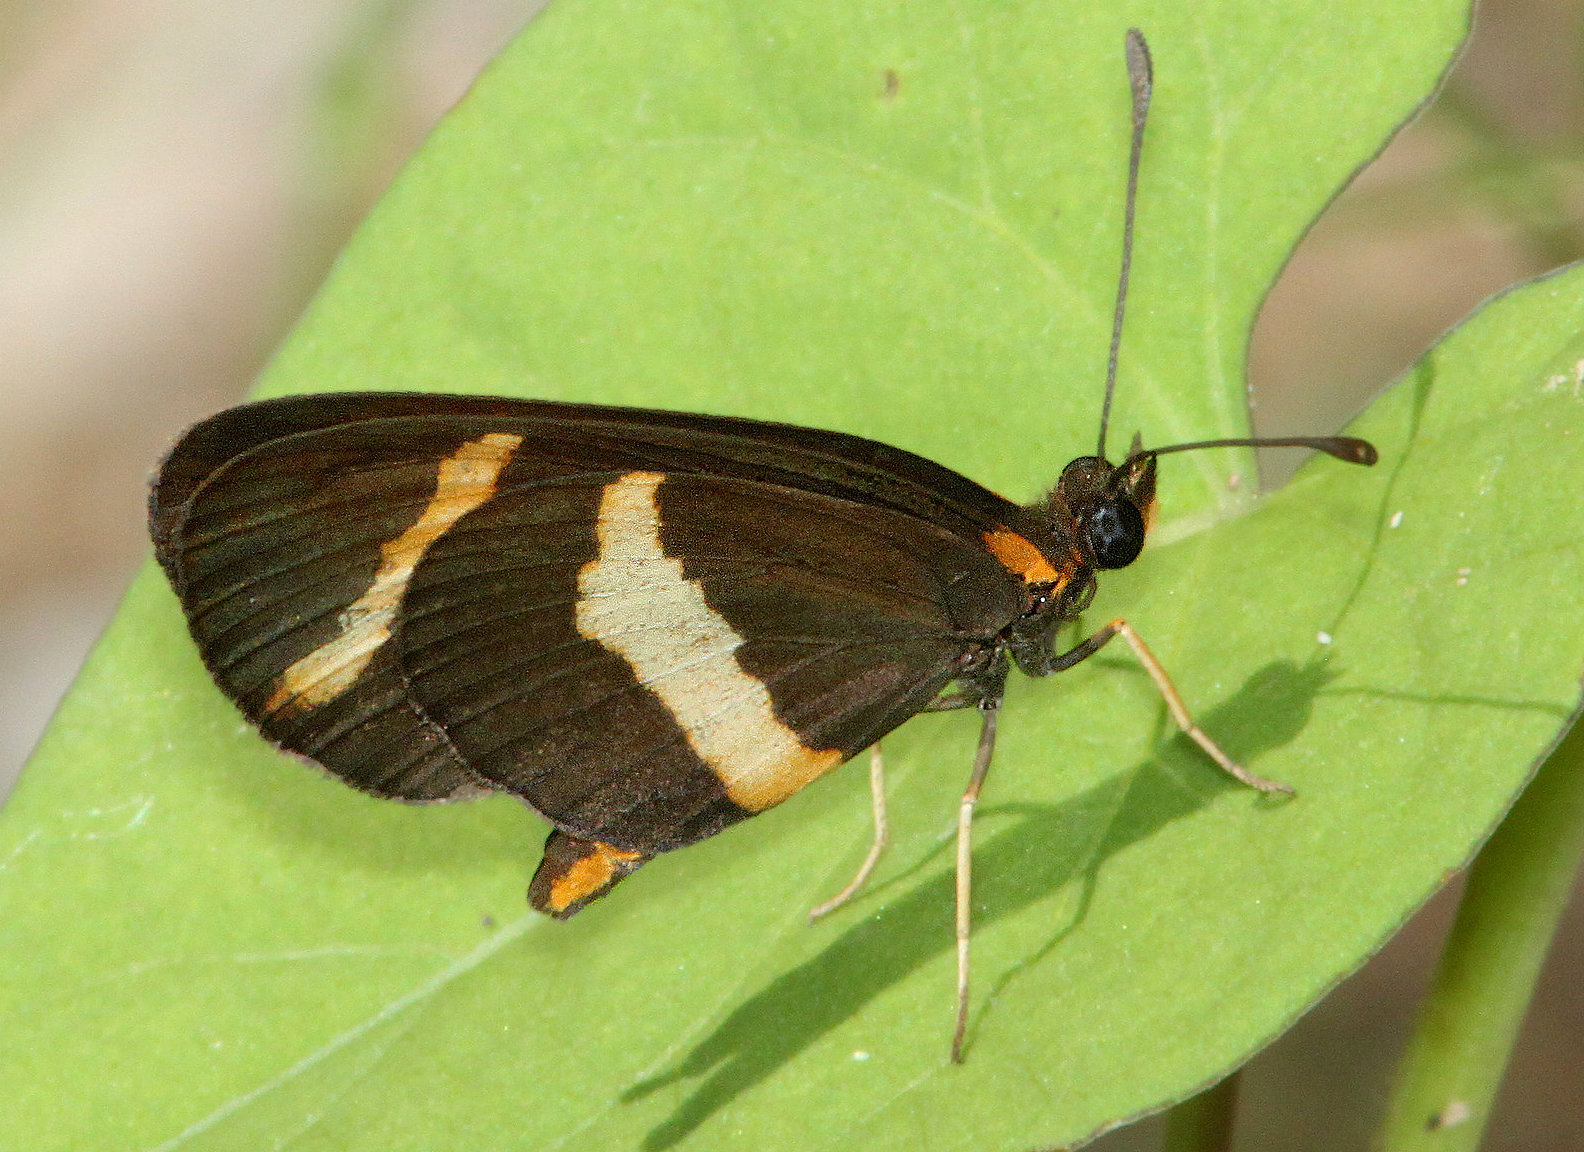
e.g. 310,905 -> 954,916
1082,499 -> 1146,569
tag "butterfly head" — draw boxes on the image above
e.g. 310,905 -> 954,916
1047,437 -> 1157,572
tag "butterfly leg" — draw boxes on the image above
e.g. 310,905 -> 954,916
808,745 -> 889,923
1031,618 -> 1292,795
951,700 -> 1001,1063
921,688 -> 980,712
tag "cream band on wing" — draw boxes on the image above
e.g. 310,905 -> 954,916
265,431 -> 524,714
576,471 -> 841,811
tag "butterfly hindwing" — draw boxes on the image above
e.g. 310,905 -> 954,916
396,466 -> 1023,853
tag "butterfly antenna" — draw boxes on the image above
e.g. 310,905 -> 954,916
1148,435 -> 1379,466
1097,28 -> 1153,461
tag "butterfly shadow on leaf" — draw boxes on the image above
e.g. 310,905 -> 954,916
625,656 -> 1340,1150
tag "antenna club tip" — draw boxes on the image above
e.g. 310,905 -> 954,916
1124,30 -> 1153,93
1328,437 -> 1379,466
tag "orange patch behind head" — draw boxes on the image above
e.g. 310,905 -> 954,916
982,527 -> 1063,585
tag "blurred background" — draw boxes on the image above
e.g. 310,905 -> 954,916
0,0 -> 1578,1147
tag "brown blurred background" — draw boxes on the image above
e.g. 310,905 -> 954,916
0,0 -> 1578,1147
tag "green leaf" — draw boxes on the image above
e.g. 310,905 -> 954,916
15,3 -> 1578,1152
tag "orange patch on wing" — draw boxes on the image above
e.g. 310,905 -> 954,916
982,527 -> 1062,584
725,745 -> 844,813
545,841 -> 647,916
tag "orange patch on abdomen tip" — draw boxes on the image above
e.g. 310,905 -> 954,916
982,527 -> 1062,585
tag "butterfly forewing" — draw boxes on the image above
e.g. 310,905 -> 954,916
155,421 -> 513,800
151,394 -> 1037,840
